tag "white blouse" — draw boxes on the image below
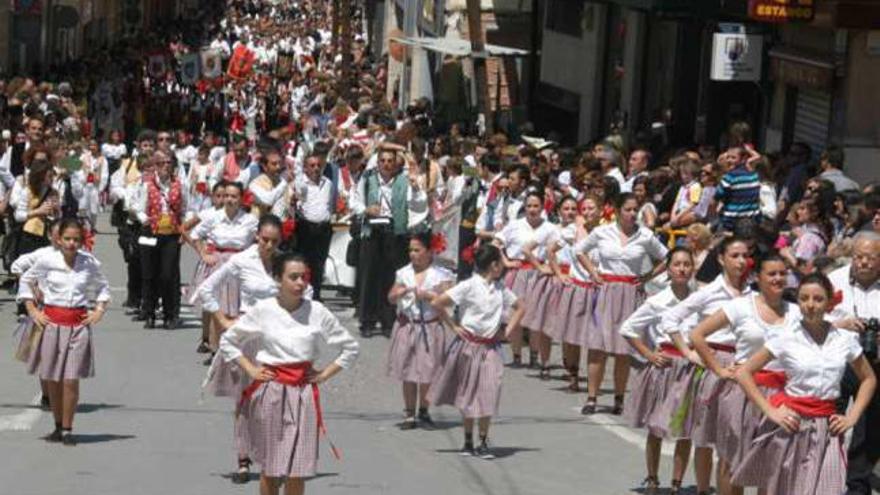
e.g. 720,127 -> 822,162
620,286 -> 697,347
394,264 -> 455,321
722,295 -> 801,365
660,274 -> 753,346
495,217 -> 559,261
219,297 -> 359,369
11,245 -> 56,275
191,209 -> 258,250
765,323 -> 862,400
574,223 -> 667,276
17,249 -> 111,307
555,223 -> 592,283
446,274 -> 517,338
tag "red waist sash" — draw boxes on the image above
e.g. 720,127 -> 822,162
239,362 -> 341,459
709,343 -> 736,353
659,343 -> 685,358
754,370 -> 787,389
601,274 -> 640,284
559,264 -> 570,275
207,244 -> 241,254
512,260 -> 535,271
397,315 -> 440,325
770,392 -> 836,418
44,305 -> 87,326
460,330 -> 501,346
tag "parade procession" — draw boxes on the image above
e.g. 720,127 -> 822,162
1,0 -> 880,494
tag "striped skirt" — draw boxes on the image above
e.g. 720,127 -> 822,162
504,268 -> 536,301
242,381 -> 319,479
27,322 -> 94,381
584,281 -> 643,355
386,319 -> 448,384
687,349 -> 737,448
715,379 -> 781,468
428,337 -> 503,418
546,282 -> 593,345
187,250 -> 241,315
643,357 -> 698,439
731,417 -> 847,495
521,273 -> 555,332
624,354 -> 690,436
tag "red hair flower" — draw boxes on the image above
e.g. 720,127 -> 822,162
241,190 -> 255,209
741,257 -> 755,286
86,173 -> 96,184
430,232 -> 447,254
829,290 -> 844,310
461,242 -> 476,265
195,182 -> 208,195
82,229 -> 95,252
282,218 -> 296,241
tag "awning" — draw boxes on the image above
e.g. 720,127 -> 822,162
390,36 -> 529,58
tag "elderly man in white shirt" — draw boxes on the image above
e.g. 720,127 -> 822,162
829,231 -> 880,495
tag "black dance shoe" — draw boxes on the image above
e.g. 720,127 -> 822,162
417,408 -> 434,429
459,442 -> 474,457
163,317 -> 181,330
581,398 -> 597,415
44,429 -> 62,443
196,341 -> 211,354
611,395 -> 625,416
232,458 -> 251,484
474,441 -> 495,460
143,317 -> 156,329
61,431 -> 76,446
40,394 -> 50,410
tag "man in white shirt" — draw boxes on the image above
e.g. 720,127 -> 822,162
294,151 -> 334,301
621,149 -> 651,193
831,232 -> 880,495
598,149 -> 626,189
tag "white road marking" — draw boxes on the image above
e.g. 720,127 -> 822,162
0,393 -> 44,432
571,407 -> 675,456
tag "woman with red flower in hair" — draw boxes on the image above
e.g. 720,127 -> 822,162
386,231 -> 455,430
187,145 -> 219,216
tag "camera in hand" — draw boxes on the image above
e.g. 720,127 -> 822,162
861,318 -> 880,359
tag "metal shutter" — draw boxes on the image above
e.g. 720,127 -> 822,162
793,88 -> 832,155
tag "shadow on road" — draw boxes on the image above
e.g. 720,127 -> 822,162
434,446 -> 540,459
73,433 -> 137,444
76,403 -> 125,413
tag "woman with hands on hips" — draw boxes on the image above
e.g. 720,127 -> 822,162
730,273 -> 875,495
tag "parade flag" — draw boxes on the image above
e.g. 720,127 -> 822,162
227,45 -> 256,80
200,48 -> 223,79
147,53 -> 168,79
180,53 -> 201,85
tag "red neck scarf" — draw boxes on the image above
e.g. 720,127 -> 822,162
146,176 -> 183,233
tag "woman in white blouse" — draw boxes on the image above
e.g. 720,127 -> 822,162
731,273 -> 876,495
18,218 -> 110,446
621,247 -> 697,495
495,190 -> 558,368
576,193 -> 668,415
660,236 -> 752,495
217,252 -> 359,495
387,232 -> 455,429
689,253 -> 798,495
189,181 -> 258,361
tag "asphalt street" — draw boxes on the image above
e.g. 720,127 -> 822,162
0,214 -> 703,495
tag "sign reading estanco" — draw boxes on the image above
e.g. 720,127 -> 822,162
749,0 -> 814,23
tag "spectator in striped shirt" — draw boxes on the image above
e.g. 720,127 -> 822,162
714,146 -> 761,231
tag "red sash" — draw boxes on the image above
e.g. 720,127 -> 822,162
709,343 -> 736,353
44,305 -> 87,326
602,274 -> 640,284
659,343 -> 685,358
512,260 -> 535,271
397,315 -> 439,325
754,370 -> 787,389
770,392 -> 836,418
460,330 -> 501,346
206,244 -> 241,254
239,362 -> 341,459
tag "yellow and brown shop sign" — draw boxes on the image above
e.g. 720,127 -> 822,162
748,0 -> 815,23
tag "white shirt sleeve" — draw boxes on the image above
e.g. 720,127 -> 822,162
660,289 -> 708,335
620,299 -> 660,340
317,305 -> 360,369
218,305 -> 263,362
248,178 -> 288,207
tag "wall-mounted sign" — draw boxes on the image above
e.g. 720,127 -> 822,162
710,33 -> 763,81
749,0 -> 815,23
769,55 -> 833,91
